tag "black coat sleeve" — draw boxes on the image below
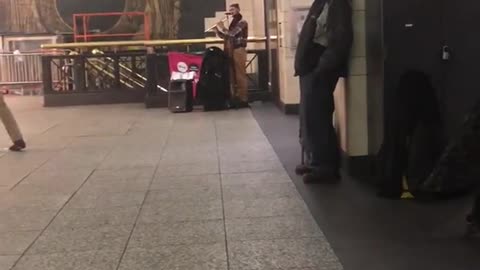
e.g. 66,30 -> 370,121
314,0 -> 353,74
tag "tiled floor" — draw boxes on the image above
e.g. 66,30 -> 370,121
0,97 -> 342,270
252,103 -> 480,270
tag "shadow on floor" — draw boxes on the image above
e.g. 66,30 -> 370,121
251,102 -> 480,270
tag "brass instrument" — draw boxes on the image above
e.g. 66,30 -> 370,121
204,16 -> 229,33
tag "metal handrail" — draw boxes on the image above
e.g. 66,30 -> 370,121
41,36 -> 277,50
90,50 -> 168,92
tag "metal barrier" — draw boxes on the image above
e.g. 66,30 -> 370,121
42,51 -> 148,94
41,48 -> 271,106
0,53 -> 63,96
0,53 -> 44,85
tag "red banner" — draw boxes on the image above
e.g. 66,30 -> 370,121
167,52 -> 203,97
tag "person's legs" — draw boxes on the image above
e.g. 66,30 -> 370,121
302,71 -> 341,183
297,74 -> 314,175
0,92 -> 25,151
233,47 -> 248,104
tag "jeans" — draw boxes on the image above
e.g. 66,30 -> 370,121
299,71 -> 341,174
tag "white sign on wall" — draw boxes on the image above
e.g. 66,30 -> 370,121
289,8 -> 310,51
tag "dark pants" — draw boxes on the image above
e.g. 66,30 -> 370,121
299,71 -> 341,174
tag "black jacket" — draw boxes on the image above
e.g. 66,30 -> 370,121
294,0 -> 353,76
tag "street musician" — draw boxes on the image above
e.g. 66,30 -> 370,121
215,3 -> 249,108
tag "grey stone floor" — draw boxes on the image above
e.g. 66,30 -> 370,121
0,97 -> 343,270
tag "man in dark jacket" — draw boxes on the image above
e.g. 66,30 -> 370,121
294,0 -> 353,183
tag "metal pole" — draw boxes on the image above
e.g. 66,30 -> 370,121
263,0 -> 272,93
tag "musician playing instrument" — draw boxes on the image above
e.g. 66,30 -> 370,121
215,3 -> 249,108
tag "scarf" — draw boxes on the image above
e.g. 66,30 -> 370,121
229,14 -> 243,31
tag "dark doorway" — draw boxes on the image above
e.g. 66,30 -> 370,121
442,0 -> 480,138
384,0 -> 480,141
383,0 -> 444,102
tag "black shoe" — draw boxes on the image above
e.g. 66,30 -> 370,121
9,139 -> 26,152
295,164 -> 312,175
303,172 -> 340,184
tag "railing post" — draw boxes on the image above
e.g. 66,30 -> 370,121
113,55 -> 121,89
73,55 -> 86,92
144,47 -> 167,108
145,47 -> 157,97
41,55 -> 53,94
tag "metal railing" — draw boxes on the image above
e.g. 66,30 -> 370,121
42,51 -> 148,93
41,49 -> 272,107
0,53 -> 44,85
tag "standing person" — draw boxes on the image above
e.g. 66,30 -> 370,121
294,0 -> 353,183
0,91 -> 26,151
215,3 -> 249,108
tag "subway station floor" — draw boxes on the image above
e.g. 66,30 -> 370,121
0,97 -> 479,270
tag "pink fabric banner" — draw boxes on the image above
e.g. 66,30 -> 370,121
167,52 -> 203,97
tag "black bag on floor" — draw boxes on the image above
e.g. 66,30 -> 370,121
421,99 -> 480,196
196,47 -> 231,111
377,70 -> 444,198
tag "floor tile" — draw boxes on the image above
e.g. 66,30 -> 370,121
12,249 -> 123,270
224,197 -> 310,219
150,174 -> 220,190
0,194 -> 69,212
138,200 -> 223,224
66,191 -> 146,209
49,206 -> 140,229
221,171 -> 292,186
129,220 -> 225,248
0,210 -> 56,233
0,231 -> 40,255
160,150 -> 218,165
98,148 -> 162,170
118,243 -> 227,270
156,162 -> 219,177
0,151 -> 55,188
226,216 -> 323,241
79,177 -> 152,194
37,148 -> 110,172
0,255 -> 18,270
228,238 -> 342,270
11,184 -> 80,197
220,160 -> 284,174
88,167 -> 156,182
27,225 -> 132,255
145,186 -> 221,204
218,145 -> 278,162
17,168 -> 93,188
222,183 -> 300,201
